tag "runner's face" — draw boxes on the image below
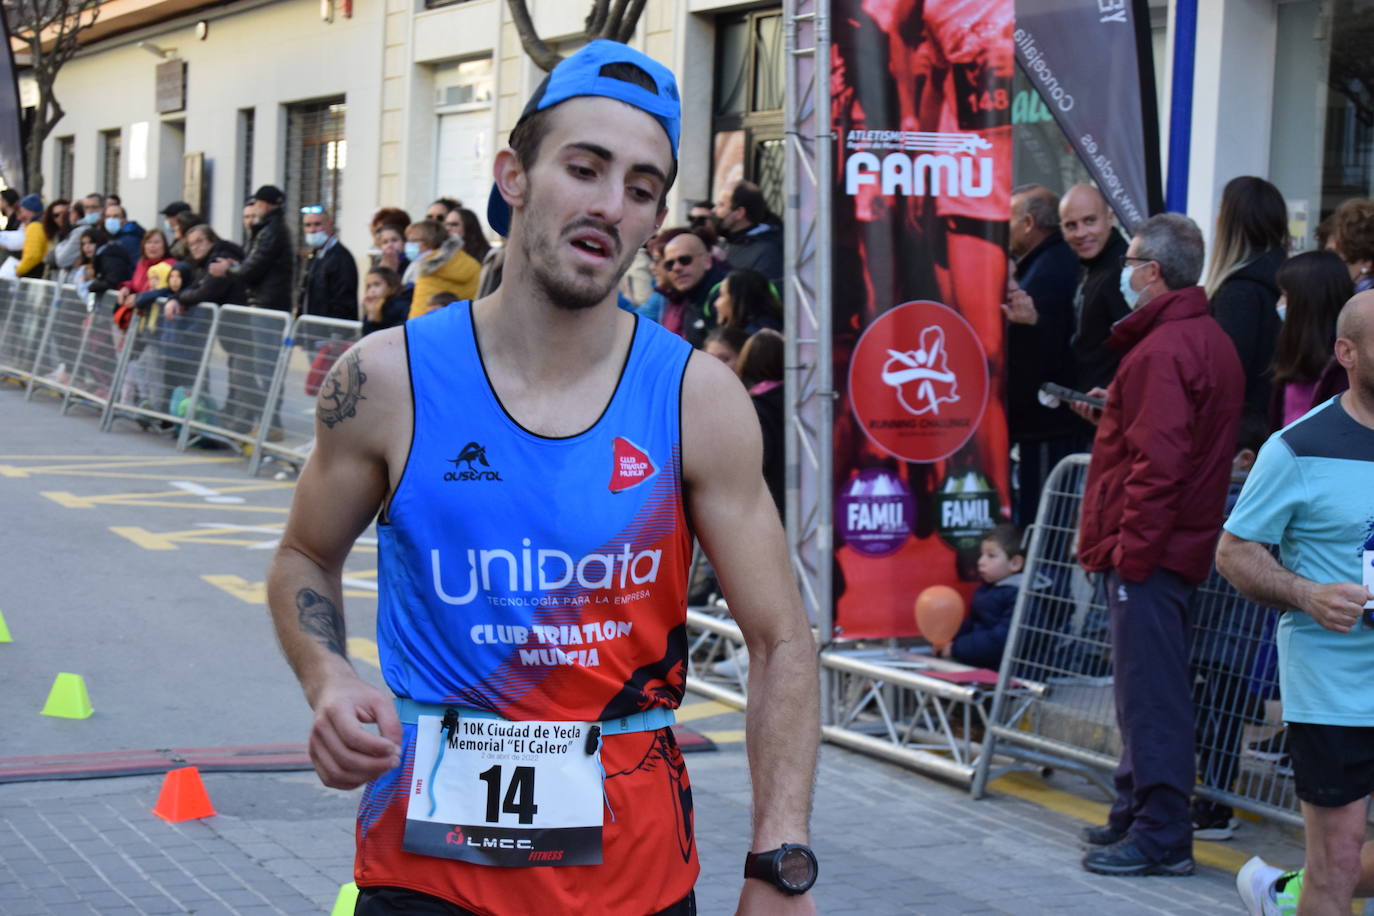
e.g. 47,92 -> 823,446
1060,193 -> 1113,260
514,97 -> 671,311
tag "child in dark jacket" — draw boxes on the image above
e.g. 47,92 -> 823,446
938,523 -> 1024,670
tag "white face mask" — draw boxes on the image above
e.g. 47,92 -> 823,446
1276,295 -> 1287,322
1119,264 -> 1142,310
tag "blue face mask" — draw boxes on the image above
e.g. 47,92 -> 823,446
305,231 -> 328,249
104,217 -> 122,235
82,211 -> 99,226
403,241 -> 422,262
1119,264 -> 1141,310
1276,297 -> 1287,322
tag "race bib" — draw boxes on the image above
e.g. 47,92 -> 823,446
403,713 -> 605,867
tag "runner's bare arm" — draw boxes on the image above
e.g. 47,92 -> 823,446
267,329 -> 409,788
1216,531 -> 1369,633
682,352 -> 820,911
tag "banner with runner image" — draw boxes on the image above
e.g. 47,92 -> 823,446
829,0 -> 1014,640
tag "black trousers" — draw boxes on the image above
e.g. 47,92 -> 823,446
1105,568 -> 1196,861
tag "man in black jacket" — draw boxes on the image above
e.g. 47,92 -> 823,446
209,185 -> 295,437
713,180 -> 784,287
1060,184 -> 1131,392
298,207 -> 358,323
1003,184 -> 1087,525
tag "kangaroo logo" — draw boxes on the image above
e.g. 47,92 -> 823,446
445,442 -> 501,482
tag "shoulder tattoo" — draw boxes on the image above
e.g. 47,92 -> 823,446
296,587 -> 346,658
317,349 -> 367,429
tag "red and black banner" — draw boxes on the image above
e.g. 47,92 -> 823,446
830,0 -> 1014,639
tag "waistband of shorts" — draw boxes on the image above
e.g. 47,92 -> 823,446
393,698 -> 676,734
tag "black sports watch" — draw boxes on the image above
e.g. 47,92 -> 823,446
743,843 -> 818,895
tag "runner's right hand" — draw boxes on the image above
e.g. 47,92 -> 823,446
307,674 -> 403,789
1301,581 -> 1370,633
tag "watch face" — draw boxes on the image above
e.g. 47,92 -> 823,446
778,847 -> 817,890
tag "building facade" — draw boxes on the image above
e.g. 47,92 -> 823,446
26,0 -> 1374,269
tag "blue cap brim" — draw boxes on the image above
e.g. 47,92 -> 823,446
487,183 -> 511,238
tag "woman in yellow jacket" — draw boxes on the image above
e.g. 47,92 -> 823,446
404,218 -> 480,319
14,194 -> 49,278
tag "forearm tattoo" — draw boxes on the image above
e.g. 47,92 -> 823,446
296,588 -> 347,658
316,349 -> 367,429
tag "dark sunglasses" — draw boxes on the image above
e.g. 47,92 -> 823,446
663,254 -> 695,269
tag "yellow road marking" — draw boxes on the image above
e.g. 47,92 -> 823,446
989,771 -> 1257,874
111,525 -> 272,550
202,574 -> 377,605
349,638 -> 380,669
675,700 -> 738,724
44,492 -> 289,513
0,456 -> 242,478
700,729 -> 745,744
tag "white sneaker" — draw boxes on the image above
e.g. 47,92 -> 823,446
1236,855 -> 1284,916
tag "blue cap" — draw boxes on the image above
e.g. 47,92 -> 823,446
487,40 -> 680,237
19,193 -> 41,214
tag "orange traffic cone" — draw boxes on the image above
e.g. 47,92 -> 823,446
152,766 -> 217,822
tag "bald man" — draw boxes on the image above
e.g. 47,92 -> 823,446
1221,291 -> 1374,914
1059,184 -> 1130,391
661,230 -> 726,348
1005,184 -> 1085,525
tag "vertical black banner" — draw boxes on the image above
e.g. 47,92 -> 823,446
1014,0 -> 1162,230
0,5 -> 26,190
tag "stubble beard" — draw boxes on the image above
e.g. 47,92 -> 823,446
521,217 -> 636,312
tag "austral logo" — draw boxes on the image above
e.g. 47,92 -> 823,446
445,441 -> 502,482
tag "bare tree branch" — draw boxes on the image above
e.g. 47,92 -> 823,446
602,0 -> 629,40
505,0 -> 562,72
584,0 -> 609,36
617,0 -> 647,42
6,0 -> 101,191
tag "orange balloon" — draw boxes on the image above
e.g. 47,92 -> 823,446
914,585 -> 965,648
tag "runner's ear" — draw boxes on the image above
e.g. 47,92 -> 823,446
492,149 -> 528,214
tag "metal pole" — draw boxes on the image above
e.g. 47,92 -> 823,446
1166,0 -> 1198,212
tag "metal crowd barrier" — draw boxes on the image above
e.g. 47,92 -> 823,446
0,279 -> 53,385
246,314 -> 362,476
970,454 -> 1301,828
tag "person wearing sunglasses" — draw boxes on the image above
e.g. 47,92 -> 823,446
660,230 -> 727,347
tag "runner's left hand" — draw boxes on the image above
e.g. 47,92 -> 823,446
735,881 -> 818,915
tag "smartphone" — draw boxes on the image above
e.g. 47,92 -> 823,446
1040,382 -> 1105,410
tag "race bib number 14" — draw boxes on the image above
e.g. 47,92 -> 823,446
403,714 -> 605,867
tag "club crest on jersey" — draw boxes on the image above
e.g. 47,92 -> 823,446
609,437 -> 657,493
445,441 -> 502,482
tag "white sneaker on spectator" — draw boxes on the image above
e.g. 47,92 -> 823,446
1236,856 -> 1284,916
711,654 -> 749,678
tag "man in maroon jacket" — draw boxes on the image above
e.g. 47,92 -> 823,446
1071,212 -> 1245,877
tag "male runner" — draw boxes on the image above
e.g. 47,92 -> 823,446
1222,291 -> 1374,915
267,41 -> 820,916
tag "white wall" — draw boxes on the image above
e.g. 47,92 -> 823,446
48,0 -> 385,262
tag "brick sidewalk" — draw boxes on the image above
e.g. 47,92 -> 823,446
0,732 -> 1303,915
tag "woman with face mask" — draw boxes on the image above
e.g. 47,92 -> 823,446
405,218 -> 480,319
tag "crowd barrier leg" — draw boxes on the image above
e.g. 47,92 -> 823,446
21,285 -> 62,400
99,317 -> 144,432
246,333 -> 297,477
57,308 -> 100,416
174,307 -> 224,452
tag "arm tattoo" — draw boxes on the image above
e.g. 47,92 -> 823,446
296,588 -> 347,658
316,349 -> 367,429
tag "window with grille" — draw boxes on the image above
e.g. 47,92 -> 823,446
100,129 -> 121,199
238,108 -> 255,207
285,97 -> 346,251
711,7 -> 785,216
55,136 -> 74,201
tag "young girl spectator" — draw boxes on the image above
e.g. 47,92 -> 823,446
1270,250 -> 1352,427
937,523 -> 1025,670
361,266 -> 411,336
704,325 -> 749,371
1204,176 -> 1288,418
115,229 -> 175,319
374,224 -> 409,277
737,328 -> 785,516
714,268 -> 784,333
1328,197 -> 1374,292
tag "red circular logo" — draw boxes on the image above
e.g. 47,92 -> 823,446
848,300 -> 989,463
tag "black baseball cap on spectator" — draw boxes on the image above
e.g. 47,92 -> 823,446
252,185 -> 285,205
161,200 -> 191,218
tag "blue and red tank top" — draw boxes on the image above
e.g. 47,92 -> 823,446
356,302 -> 699,914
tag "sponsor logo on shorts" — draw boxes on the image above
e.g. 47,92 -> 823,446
445,441 -> 503,482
